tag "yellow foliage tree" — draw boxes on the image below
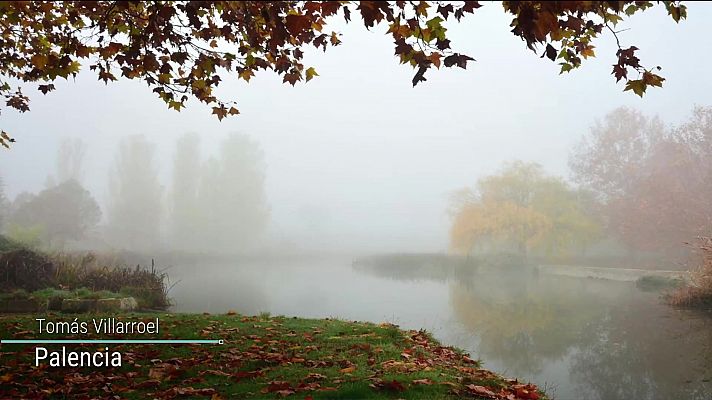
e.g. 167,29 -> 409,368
450,161 -> 600,258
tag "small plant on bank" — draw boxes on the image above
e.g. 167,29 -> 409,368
667,237 -> 712,308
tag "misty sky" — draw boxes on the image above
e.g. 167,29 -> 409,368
1,3 -> 711,253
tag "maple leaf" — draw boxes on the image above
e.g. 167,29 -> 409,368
642,71 -> 665,87
542,44 -> 557,61
438,4 -> 454,20
612,64 -> 627,81
466,384 -> 497,398
305,67 -> 319,82
370,379 -> 407,392
285,15 -> 312,35
283,72 -> 301,86
443,53 -> 475,69
212,106 -> 228,121
624,79 -> 647,97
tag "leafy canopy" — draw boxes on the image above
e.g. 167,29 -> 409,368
450,161 -> 601,258
0,1 -> 687,148
571,106 -> 712,255
6,179 -> 101,246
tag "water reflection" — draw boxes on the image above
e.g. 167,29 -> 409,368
449,273 -> 602,375
354,260 -> 712,400
169,257 -> 712,400
569,298 -> 712,400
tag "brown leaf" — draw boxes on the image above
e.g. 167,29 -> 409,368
304,373 -> 327,381
133,379 -> 161,389
466,384 -> 497,398
201,370 -> 231,377
262,381 -> 293,394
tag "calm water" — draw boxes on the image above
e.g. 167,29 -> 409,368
167,256 -> 712,400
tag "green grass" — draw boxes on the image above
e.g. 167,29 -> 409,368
0,313 -> 545,399
0,287 -> 122,301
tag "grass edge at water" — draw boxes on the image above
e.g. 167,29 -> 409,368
0,312 -> 546,399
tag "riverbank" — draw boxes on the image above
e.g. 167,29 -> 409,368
0,313 -> 543,399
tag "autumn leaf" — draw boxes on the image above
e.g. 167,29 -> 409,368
580,45 -> 595,59
370,379 -> 406,392
624,79 -> 647,97
0,1 -> 687,147
443,53 -> 475,69
202,370 -> 231,377
262,380 -> 294,394
466,384 -> 497,398
513,384 -> 541,400
285,15 -> 312,35
305,67 -> 319,82
642,71 -> 665,87
542,44 -> 557,61
212,106 -> 228,121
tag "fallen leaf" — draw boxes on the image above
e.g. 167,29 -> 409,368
202,370 -> 231,377
466,384 -> 497,398
304,373 -> 327,381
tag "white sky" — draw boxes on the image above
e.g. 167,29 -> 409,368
1,3 -> 711,252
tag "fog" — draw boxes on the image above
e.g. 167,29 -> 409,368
2,4 -> 712,399
1,3 -> 711,254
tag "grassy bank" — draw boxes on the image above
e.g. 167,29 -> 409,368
0,313 -> 543,399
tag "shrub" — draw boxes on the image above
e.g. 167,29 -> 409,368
0,249 -> 56,291
0,234 -> 19,252
667,237 -> 712,308
0,248 -> 171,309
53,254 -> 171,309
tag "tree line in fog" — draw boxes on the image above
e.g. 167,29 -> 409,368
450,106 -> 712,264
1,106 -> 710,262
0,133 -> 268,254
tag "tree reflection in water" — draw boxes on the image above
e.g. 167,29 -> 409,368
448,270 -> 712,400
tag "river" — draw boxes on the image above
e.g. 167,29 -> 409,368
166,255 -> 712,400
